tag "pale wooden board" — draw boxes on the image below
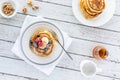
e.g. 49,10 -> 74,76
0,0 -> 120,80
40,0 -> 120,16
58,52 -> 120,79
1,13 -> 120,32
0,10 -> 120,79
14,0 -> 120,32
0,56 -> 116,80
67,38 -> 120,62
0,36 -> 120,79
0,73 -> 31,80
0,15 -> 120,46
39,0 -> 71,6
0,24 -> 120,62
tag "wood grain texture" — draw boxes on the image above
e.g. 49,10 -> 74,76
0,73 -> 32,80
16,0 -> 120,31
0,20 -> 120,59
0,56 -> 116,80
38,0 -> 120,16
1,0 -> 120,32
0,16 -> 120,46
39,0 -> 71,7
0,0 -> 120,80
0,37 -> 120,79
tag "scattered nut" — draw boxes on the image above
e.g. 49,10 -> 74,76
32,5 -> 39,10
22,0 -> 40,13
22,7 -> 27,14
2,3 -> 15,16
27,0 -> 33,6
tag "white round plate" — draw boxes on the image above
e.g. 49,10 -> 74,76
72,0 -> 116,27
20,21 -> 64,65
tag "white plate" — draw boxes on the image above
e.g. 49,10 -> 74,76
72,0 -> 116,27
20,21 -> 64,65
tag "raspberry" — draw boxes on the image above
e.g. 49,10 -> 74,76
35,37 -> 42,43
38,42 -> 43,47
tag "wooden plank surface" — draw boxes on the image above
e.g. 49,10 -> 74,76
1,14 -> 120,46
0,56 -> 117,80
0,38 -> 120,79
17,0 -> 120,32
0,72 -> 35,80
38,0 -> 120,15
0,0 -> 120,80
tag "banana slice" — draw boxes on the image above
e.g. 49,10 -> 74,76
42,37 -> 49,44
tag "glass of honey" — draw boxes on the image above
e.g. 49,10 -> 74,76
93,46 -> 108,59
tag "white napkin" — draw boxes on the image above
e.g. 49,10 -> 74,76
11,16 -> 72,75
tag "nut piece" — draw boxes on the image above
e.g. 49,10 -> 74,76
32,5 -> 39,10
22,7 -> 27,14
27,0 -> 33,6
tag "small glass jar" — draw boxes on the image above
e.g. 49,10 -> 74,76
93,46 -> 108,59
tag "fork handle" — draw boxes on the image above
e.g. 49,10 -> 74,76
57,40 -> 73,60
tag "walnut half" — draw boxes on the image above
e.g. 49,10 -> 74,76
22,7 -> 27,14
32,5 -> 39,10
27,0 -> 33,6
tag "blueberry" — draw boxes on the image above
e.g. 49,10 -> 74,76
29,40 -> 33,45
37,34 -> 40,37
48,40 -> 52,44
44,48 -> 49,52
33,42 -> 38,48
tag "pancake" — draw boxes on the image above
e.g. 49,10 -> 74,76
84,0 -> 101,16
88,0 -> 105,11
80,0 -> 105,19
30,30 -> 55,57
80,0 -> 99,19
86,0 -> 103,13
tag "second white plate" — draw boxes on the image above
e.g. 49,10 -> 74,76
72,0 -> 116,27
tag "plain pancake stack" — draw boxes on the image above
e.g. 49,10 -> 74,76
80,0 -> 105,19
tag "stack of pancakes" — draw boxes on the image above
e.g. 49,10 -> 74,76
30,30 -> 55,57
80,0 -> 105,19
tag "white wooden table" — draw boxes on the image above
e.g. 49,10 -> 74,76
0,0 -> 120,80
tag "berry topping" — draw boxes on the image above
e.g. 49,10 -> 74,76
29,40 -> 33,45
37,34 -> 40,37
44,48 -> 49,52
35,37 -> 42,43
48,40 -> 52,44
33,42 -> 38,48
38,42 -> 43,47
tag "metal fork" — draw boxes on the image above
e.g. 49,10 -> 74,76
49,30 -> 73,60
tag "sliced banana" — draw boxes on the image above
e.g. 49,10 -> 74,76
42,37 -> 49,44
